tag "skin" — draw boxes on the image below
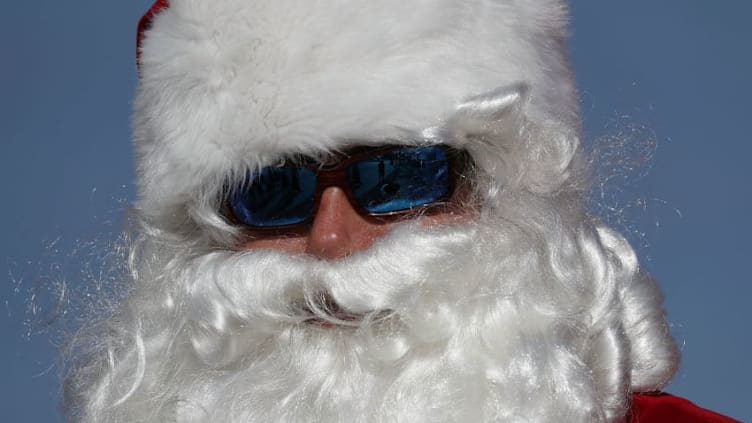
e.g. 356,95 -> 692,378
241,186 -> 472,259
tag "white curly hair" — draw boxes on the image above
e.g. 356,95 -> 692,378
62,1 -> 678,421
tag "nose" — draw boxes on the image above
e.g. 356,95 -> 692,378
305,187 -> 390,259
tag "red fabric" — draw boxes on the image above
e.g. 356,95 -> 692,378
136,0 -> 170,68
631,393 -> 741,423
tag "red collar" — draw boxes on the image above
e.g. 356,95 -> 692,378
631,392 -> 740,422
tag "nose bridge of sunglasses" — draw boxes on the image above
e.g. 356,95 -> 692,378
315,165 -> 350,190
310,148 -> 380,189
311,151 -> 391,213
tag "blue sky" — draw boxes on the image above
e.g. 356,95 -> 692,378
1,1 -> 749,421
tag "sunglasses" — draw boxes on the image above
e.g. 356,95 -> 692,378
226,145 -> 468,229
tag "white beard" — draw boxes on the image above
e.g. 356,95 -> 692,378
64,196 -> 677,423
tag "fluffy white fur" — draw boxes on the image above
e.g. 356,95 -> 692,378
63,0 -> 679,422
133,0 -> 577,225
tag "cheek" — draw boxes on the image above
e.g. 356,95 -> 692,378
240,236 -> 308,254
419,186 -> 478,228
419,209 -> 475,228
353,221 -> 394,249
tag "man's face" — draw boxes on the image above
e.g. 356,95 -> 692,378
239,180 -> 473,260
223,146 -> 476,328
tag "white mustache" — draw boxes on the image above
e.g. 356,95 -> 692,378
174,222 -> 477,362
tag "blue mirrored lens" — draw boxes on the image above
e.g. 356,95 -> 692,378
230,167 -> 317,227
346,146 -> 450,214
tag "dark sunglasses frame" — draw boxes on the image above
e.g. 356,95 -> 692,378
225,144 -> 470,231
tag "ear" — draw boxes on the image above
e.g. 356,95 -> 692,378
447,82 -> 529,144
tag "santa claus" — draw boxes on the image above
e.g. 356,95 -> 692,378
62,0 -> 738,422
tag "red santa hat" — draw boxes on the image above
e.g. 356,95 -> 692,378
137,0 -> 169,65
